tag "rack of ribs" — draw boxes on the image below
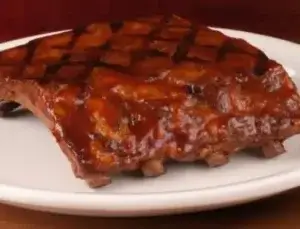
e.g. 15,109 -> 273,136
0,15 -> 300,188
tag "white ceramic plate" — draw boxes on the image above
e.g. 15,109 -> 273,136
0,28 -> 300,217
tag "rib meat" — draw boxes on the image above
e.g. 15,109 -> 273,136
0,15 -> 300,187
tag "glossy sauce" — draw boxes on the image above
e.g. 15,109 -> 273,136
1,15 -> 300,173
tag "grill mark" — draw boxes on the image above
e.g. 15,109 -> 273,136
24,40 -> 40,64
172,24 -> 197,63
61,26 -> 87,62
131,16 -> 169,62
97,21 -> 125,52
18,40 -> 40,77
94,62 -> 129,73
57,21 -> 123,93
39,63 -> 64,84
148,15 -> 173,44
94,22 -> 126,71
39,27 -> 87,83
96,16 -> 169,75
216,39 -> 232,62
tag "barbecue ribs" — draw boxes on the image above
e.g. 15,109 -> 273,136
0,15 -> 300,188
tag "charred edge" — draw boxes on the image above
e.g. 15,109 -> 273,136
172,24 -> 197,63
110,21 -> 124,33
254,51 -> 269,76
0,101 -> 20,116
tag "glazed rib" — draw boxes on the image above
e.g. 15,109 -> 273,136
0,15 -> 300,187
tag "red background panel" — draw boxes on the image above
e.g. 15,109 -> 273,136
0,0 -> 299,42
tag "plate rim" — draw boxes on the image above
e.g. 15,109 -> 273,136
1,27 -> 300,216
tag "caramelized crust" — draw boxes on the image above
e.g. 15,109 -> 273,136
0,15 -> 300,187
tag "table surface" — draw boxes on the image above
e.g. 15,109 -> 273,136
1,1 -> 300,228
2,188 -> 300,229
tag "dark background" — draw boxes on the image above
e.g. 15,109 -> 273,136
0,0 -> 299,42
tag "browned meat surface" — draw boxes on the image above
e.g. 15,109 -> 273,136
0,15 -> 300,188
